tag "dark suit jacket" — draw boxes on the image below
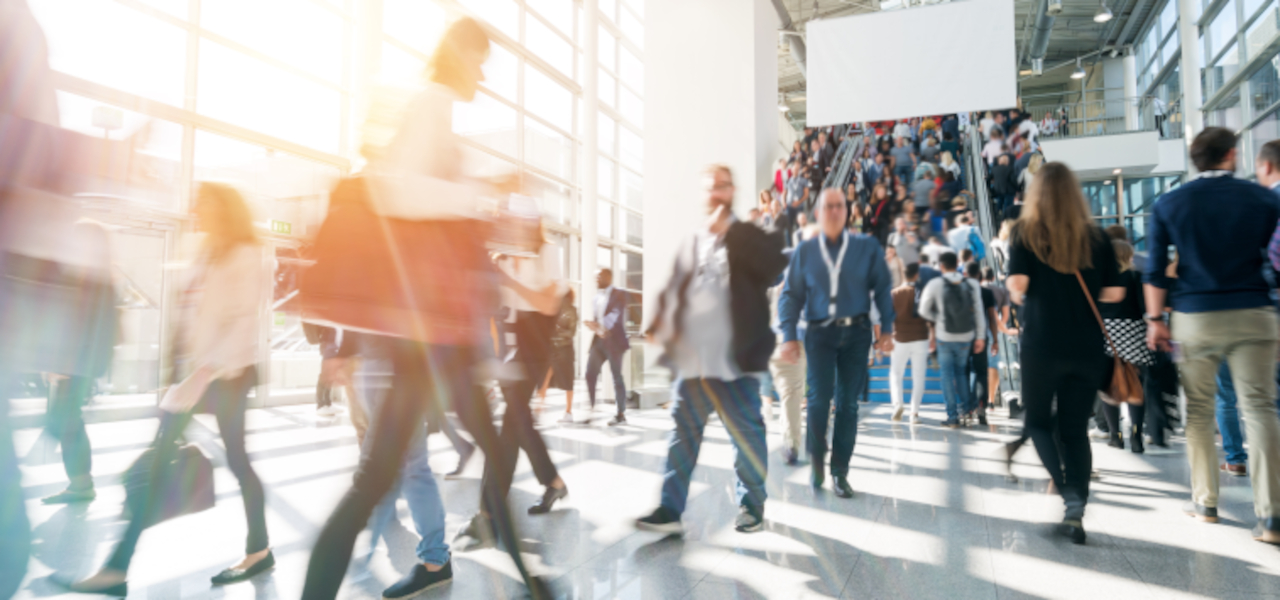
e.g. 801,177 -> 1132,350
646,219 -> 789,374
591,287 -> 631,355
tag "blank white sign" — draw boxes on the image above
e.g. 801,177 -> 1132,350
806,0 -> 1017,126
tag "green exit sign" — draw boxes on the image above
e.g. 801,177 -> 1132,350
271,220 -> 292,235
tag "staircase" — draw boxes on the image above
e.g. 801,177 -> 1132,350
866,355 -> 945,404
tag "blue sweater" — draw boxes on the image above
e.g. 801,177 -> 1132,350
778,232 -> 896,342
1146,175 -> 1280,313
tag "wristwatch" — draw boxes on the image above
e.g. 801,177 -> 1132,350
1143,314 -> 1164,323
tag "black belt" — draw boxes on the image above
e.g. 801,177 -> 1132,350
816,314 -> 868,327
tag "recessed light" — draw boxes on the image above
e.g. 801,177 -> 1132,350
1104,180 -> 1113,185
1113,168 -> 1121,174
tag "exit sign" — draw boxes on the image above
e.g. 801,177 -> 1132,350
271,220 -> 292,235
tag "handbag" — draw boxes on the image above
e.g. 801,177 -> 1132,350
123,442 -> 216,527
298,177 -> 493,344
1076,271 -> 1143,406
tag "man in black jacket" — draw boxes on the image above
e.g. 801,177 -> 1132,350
637,163 -> 788,535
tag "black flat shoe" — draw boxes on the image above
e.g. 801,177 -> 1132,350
528,485 -> 568,515
833,476 -> 854,499
810,461 -> 825,488
1056,519 -> 1086,545
1130,426 -> 1144,454
211,551 -> 275,585
53,575 -> 128,597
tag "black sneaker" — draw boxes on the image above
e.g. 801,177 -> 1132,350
1183,501 -> 1219,523
1056,519 -> 1086,545
453,515 -> 496,551
833,476 -> 854,499
941,419 -> 961,428
784,447 -> 799,466
608,414 -> 627,427
383,562 -> 453,599
734,505 -> 764,533
635,506 -> 683,534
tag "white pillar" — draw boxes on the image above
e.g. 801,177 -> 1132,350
642,0 -> 778,380
581,0 -> 599,377
1178,0 -> 1204,170
1123,50 -> 1139,130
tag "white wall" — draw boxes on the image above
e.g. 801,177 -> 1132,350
643,0 -> 778,331
778,112 -> 798,169
1038,131 -> 1161,179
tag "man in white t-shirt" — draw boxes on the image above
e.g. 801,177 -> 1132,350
947,213 -> 976,255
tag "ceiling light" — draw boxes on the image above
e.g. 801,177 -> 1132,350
778,93 -> 790,112
1113,168 -> 1122,174
1104,180 -> 1113,185
1094,1 -> 1113,23
1071,58 -> 1086,79
779,103 -> 790,112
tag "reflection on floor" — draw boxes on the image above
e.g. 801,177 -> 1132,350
12,388 -> 1280,599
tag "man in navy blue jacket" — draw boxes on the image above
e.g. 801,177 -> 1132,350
778,188 -> 895,499
1146,127 -> 1280,543
584,268 -> 631,426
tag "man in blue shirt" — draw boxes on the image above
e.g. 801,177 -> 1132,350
779,188 -> 895,499
1146,127 -> 1280,543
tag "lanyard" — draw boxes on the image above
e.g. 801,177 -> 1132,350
1196,170 -> 1233,180
818,232 -> 849,322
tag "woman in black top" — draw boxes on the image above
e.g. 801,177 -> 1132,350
1098,240 -> 1153,453
863,184 -> 896,246
1007,162 -> 1123,545
540,289 -> 579,423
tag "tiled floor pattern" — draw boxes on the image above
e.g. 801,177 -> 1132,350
11,389 -> 1280,599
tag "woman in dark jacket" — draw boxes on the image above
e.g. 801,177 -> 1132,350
540,289 -> 579,423
1098,239 -> 1153,453
863,184 -> 896,246
990,153 -> 1019,214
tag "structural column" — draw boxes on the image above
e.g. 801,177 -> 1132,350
1123,49 -> 1139,130
581,0 -> 599,379
642,0 -> 779,383
1178,0 -> 1204,169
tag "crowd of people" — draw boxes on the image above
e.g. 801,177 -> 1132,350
9,6 -> 1280,600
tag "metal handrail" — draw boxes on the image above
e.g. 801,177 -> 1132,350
1021,96 -> 1181,140
822,133 -> 866,192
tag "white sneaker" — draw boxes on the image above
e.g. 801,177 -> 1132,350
910,413 -> 921,424
317,406 -> 338,418
891,406 -> 904,422
1087,428 -> 1109,440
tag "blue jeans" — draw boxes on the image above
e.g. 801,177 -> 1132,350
360,346 -> 450,566
0,387 -> 29,599
1215,361 -> 1280,466
894,166 -> 913,187
804,320 -> 873,476
660,377 -> 767,514
937,341 -> 972,421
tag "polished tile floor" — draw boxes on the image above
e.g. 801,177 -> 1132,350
11,389 -> 1280,599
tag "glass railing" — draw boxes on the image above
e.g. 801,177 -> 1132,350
1024,97 -> 1182,140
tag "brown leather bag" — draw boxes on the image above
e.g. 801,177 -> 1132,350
298,177 -> 494,344
1076,271 -> 1143,406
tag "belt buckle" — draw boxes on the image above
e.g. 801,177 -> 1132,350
835,317 -> 854,327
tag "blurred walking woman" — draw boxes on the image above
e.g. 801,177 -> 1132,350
65,182 -> 272,595
1006,162 -> 1122,545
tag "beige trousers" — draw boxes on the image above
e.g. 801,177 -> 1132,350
1173,307 -> 1280,517
769,347 -> 807,453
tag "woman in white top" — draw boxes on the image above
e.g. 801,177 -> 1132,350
979,111 -> 996,141
68,182 -> 272,596
939,150 -> 961,178
982,129 -> 1007,165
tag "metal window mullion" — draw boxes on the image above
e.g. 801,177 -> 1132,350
468,14 -> 583,94
526,4 -> 577,49
198,28 -> 348,93
524,109 -> 581,144
1198,0 -> 1231,29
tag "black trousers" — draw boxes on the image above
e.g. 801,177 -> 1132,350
107,367 -> 267,572
47,375 -> 93,484
483,311 -> 560,494
585,339 -> 627,416
301,341 -> 532,600
968,345 -> 988,413
1021,354 -> 1105,520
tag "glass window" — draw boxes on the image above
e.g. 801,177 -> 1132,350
528,0 -> 574,38
624,250 -> 643,289
30,0 -> 187,106
1082,180 -> 1118,217
1123,176 -> 1167,214
1250,58 -> 1280,113
1246,0 -> 1272,21
103,229 -> 167,396
597,245 -> 613,270
620,87 -> 644,127
1206,43 -> 1239,97
622,168 -> 642,209
620,126 -> 643,171
1144,25 -> 1161,68
1125,216 -> 1149,251
454,92 -> 518,158
55,93 -> 184,211
1162,37 -> 1179,66
137,0 -> 187,19
599,112 -> 617,156
525,65 -> 574,133
1247,7 -> 1278,61
459,144 -> 518,179
198,40 -> 343,153
1160,0 -> 1178,37
598,156 -> 616,198
598,203 -> 614,238
620,46 -> 644,92
380,42 -> 426,86
484,43 -> 519,102
1207,89 -> 1243,128
601,0 -> 618,23
621,9 -> 644,49
599,28 -> 617,71
600,69 -> 618,108
201,0 -> 344,83
525,118 -> 574,180
1253,109 -> 1280,161
527,172 -> 573,225
382,0 -> 448,54
459,0 -> 519,40
624,0 -> 645,18
526,13 -> 573,79
1209,4 -> 1238,59
623,211 -> 643,247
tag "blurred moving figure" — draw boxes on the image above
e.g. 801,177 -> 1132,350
636,164 -> 787,535
299,18 -> 550,600
538,288 -> 579,424
63,183 -> 272,594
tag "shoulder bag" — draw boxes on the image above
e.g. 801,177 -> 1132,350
1076,271 -> 1143,406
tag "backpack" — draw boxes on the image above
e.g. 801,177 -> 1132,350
968,227 -> 987,261
942,279 -> 976,334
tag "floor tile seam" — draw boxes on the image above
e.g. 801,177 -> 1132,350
834,494 -> 885,598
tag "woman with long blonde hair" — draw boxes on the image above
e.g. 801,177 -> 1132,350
66,182 -> 272,595
1006,162 -> 1124,545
